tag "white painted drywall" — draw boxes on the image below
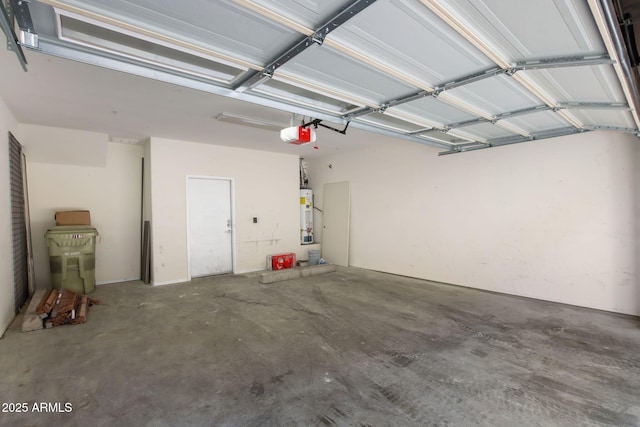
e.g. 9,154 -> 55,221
19,124 -> 109,167
0,96 -> 20,336
21,125 -> 143,287
309,130 -> 640,315
147,137 -> 300,284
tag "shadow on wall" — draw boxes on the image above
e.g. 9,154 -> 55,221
31,211 -> 65,290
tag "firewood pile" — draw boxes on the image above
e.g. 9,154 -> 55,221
36,289 -> 98,328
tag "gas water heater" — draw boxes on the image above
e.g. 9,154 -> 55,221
300,189 -> 313,244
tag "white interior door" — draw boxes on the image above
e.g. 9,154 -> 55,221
187,177 -> 233,277
322,181 -> 350,266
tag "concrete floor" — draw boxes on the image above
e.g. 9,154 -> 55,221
1,267 -> 639,426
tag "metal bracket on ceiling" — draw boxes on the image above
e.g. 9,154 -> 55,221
439,67 -> 507,92
438,141 -> 490,156
511,54 -> 614,72
387,90 -> 433,108
312,27 -> 328,45
4,0 -> 12,49
233,0 -> 378,92
344,106 -> 374,120
497,105 -> 551,118
313,0 -> 377,43
582,124 -> 639,133
455,141 -> 488,149
0,0 -> 27,70
301,118 -> 351,135
450,116 -> 492,129
556,101 -> 630,110
0,0 -> 11,50
342,89 -> 432,121
9,0 -> 37,49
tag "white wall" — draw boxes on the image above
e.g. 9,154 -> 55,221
20,124 -> 108,167
148,137 -> 300,284
309,130 -> 640,316
21,125 -> 143,287
0,96 -> 20,335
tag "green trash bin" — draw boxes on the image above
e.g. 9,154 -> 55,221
45,226 -> 98,294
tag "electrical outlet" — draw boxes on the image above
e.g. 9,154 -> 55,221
252,217 -> 258,223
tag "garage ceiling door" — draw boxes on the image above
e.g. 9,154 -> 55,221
6,0 -> 640,154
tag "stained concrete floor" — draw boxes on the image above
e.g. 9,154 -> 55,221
0,267 -> 639,427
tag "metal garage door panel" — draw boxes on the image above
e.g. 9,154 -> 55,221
418,132 -> 471,145
279,44 -> 418,105
58,15 -> 246,84
249,0 -> 350,28
571,110 -> 636,129
521,66 -> 627,104
452,122 -> 516,142
329,0 -> 494,87
501,110 -> 570,133
356,112 -> 428,133
255,79 -> 360,114
446,74 -> 541,116
439,0 -> 605,60
392,96 -> 477,127
53,0 -> 301,65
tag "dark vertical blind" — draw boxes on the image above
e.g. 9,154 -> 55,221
9,132 -> 28,313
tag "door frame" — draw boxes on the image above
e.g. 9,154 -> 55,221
322,181 -> 351,267
185,175 -> 236,280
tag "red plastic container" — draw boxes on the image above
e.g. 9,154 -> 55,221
270,253 -> 296,270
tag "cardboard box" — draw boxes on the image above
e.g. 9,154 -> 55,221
55,210 -> 91,226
